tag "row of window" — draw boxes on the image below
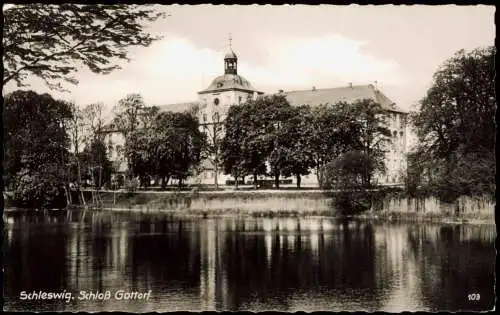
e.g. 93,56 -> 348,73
203,112 -> 220,122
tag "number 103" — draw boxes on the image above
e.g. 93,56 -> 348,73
468,293 -> 480,301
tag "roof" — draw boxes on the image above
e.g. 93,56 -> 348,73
281,84 -> 407,113
156,102 -> 198,113
198,74 -> 263,95
224,50 -> 237,59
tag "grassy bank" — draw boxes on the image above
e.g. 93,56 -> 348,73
70,189 -> 495,223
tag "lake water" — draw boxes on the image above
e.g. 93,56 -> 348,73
3,209 -> 496,312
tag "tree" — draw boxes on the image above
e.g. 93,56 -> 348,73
200,112 -> 224,188
3,4 -> 166,90
80,138 -> 114,188
411,46 -> 495,200
260,95 -> 296,188
304,102 -> 356,185
220,106 -> 247,189
222,95 -> 290,189
322,150 -> 379,189
112,93 -> 147,177
3,90 -> 73,208
66,102 -> 86,203
125,110 -> 206,189
413,46 -> 495,160
276,105 -> 315,188
82,102 -> 106,144
349,99 -> 392,186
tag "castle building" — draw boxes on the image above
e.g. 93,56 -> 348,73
103,42 -> 408,187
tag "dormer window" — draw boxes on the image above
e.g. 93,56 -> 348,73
216,82 -> 223,88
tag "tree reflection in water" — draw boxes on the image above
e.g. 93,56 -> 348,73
3,210 -> 496,312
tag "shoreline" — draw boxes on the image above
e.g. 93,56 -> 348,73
3,205 -> 494,226
4,189 -> 494,226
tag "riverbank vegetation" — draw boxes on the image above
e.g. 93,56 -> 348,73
406,46 -> 495,203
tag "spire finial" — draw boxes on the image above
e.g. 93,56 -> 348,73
228,33 -> 232,50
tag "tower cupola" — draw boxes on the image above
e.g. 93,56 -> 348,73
224,35 -> 237,75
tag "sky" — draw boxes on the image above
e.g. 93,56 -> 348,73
3,5 -> 496,118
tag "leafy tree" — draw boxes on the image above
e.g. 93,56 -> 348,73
304,102 -> 357,185
222,95 -> 290,189
411,46 -> 495,200
3,4 -> 166,90
322,150 -> 378,189
276,105 -> 316,188
125,110 -> 206,189
79,138 -> 114,188
261,95 -> 296,188
66,102 -> 86,202
220,106 -> 247,189
348,99 -> 392,186
413,46 -> 495,161
112,93 -> 147,177
3,90 -> 73,208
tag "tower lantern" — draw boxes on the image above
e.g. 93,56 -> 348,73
224,34 -> 238,75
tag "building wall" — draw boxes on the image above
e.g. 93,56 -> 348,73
198,90 -> 257,124
383,111 -> 408,185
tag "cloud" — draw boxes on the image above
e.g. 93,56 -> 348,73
4,32 -> 403,107
242,33 -> 402,89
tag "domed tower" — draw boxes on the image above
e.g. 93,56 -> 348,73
197,36 -> 263,124
197,36 -> 263,185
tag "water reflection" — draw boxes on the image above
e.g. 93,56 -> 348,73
3,210 -> 496,312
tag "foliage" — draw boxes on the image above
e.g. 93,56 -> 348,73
410,46 -> 495,201
348,99 -> 391,186
322,151 -> 378,189
269,105 -> 315,188
79,138 -> 115,188
125,110 -> 206,188
306,99 -> 390,188
304,102 -> 362,185
112,93 -> 148,176
3,4 -> 166,90
3,90 -> 73,208
221,95 -> 293,188
412,46 -> 495,160
82,102 -> 106,144
220,105 -> 247,188
221,95 -> 391,189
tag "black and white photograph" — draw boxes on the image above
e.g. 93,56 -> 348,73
2,4 -> 496,312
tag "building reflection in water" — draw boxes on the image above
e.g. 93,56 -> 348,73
3,211 -> 496,312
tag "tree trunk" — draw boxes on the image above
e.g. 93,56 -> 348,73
253,172 -> 258,190
316,165 -> 322,188
274,172 -> 280,189
296,173 -> 301,189
234,174 -> 239,190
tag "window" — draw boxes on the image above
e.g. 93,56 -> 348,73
203,113 -> 207,122
213,112 -> 220,122
238,96 -> 242,104
214,98 -> 220,106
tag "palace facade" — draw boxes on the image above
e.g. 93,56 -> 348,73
103,45 -> 408,187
